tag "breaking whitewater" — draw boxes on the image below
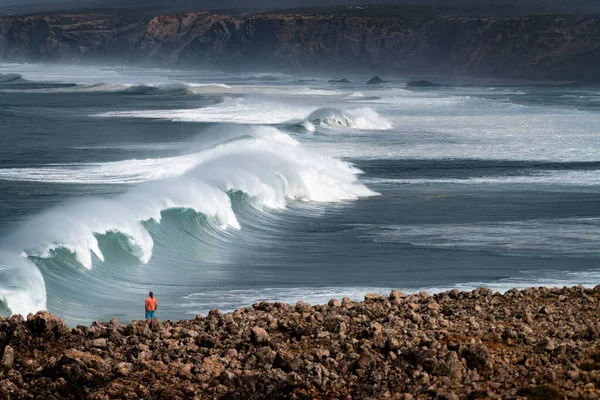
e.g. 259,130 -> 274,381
1,64 -> 600,326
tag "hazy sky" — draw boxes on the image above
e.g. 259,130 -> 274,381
0,0 -> 595,12
0,0 -> 559,5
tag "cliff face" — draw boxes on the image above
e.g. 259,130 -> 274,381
1,9 -> 600,81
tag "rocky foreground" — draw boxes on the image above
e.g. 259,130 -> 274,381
2,287 -> 600,399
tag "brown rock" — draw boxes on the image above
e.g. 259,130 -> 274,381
26,311 -> 69,340
328,298 -> 341,307
64,349 -> 110,373
365,293 -> 384,301
462,343 -> 494,377
88,338 -> 108,349
1,346 -> 14,370
446,351 -> 464,383
114,362 -> 133,376
0,379 -> 18,397
295,301 -> 312,314
250,326 -> 270,345
357,351 -> 375,369
390,290 -> 403,300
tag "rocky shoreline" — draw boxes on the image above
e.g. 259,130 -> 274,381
2,286 -> 600,399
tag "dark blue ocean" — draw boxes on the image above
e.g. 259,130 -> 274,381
1,63 -> 599,326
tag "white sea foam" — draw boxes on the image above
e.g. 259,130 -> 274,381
0,81 -> 234,95
347,92 -> 364,98
306,107 -> 393,130
0,255 -> 46,317
365,170 -> 600,187
367,218 -> 600,255
96,97 -> 313,124
95,98 -> 392,130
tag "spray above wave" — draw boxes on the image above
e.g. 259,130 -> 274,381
0,125 -> 377,317
96,97 -> 310,124
300,108 -> 393,131
0,126 -> 300,184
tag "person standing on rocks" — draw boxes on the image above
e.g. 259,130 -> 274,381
145,291 -> 158,329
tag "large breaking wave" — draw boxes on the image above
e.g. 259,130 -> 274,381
0,125 -> 377,317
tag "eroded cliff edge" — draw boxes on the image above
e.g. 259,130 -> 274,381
2,286 -> 600,399
1,8 -> 600,81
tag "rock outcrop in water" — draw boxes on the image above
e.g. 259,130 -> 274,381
367,76 -> 385,85
2,7 -> 600,81
3,286 -> 600,399
407,80 -> 445,88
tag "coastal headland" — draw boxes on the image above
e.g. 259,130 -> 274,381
2,6 -> 600,82
2,286 -> 600,399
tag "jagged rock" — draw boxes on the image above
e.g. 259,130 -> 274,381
540,305 -> 554,315
446,351 -> 464,382
26,311 -> 69,340
365,293 -> 384,301
367,76 -> 384,85
88,338 -> 107,348
63,348 -> 111,373
250,327 -> 269,345
114,362 -> 133,376
328,298 -> 341,307
542,338 -> 557,352
406,80 -> 443,88
357,350 -> 375,369
295,301 -> 312,314
0,379 -> 19,397
390,290 -> 403,301
462,343 -> 494,377
1,346 -> 14,370
328,78 -> 350,83
7,370 -> 23,387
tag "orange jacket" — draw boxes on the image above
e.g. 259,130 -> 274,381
145,297 -> 157,311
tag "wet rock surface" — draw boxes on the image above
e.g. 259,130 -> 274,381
3,286 -> 600,399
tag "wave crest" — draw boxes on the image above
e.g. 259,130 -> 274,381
0,73 -> 24,84
0,81 -> 232,95
304,107 -> 393,131
0,125 -> 377,317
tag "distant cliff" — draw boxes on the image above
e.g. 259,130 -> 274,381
1,7 -> 600,81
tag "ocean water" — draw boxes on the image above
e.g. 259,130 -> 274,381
1,63 -> 600,326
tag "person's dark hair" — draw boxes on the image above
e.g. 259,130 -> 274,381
149,291 -> 153,298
